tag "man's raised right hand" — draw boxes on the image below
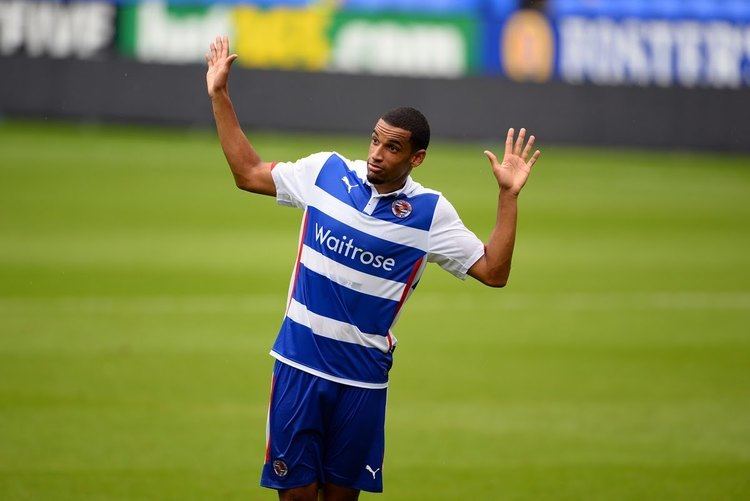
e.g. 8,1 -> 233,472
205,35 -> 238,99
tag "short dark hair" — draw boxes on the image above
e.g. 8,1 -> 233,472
380,107 -> 430,152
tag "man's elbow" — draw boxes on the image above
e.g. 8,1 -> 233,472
485,278 -> 507,288
482,272 -> 508,288
234,175 -> 254,192
232,161 -> 275,195
469,266 -> 509,288
232,167 -> 261,192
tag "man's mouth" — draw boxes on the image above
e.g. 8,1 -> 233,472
368,163 -> 384,174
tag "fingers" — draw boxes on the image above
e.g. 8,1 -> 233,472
514,128 -> 526,156
521,135 -> 535,161
504,128 -> 514,156
216,35 -> 225,59
528,150 -> 541,169
503,127 -> 539,163
208,35 -> 233,64
484,150 -> 499,167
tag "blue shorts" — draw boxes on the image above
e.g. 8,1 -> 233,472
260,360 -> 387,493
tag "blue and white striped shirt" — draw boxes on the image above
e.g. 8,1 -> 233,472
270,152 -> 484,388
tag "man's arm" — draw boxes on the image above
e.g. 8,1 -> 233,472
468,128 -> 541,287
206,35 -> 275,196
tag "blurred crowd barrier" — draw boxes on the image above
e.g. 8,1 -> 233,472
2,0 -> 750,88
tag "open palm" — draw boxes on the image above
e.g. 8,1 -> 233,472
205,35 -> 238,98
484,128 -> 541,196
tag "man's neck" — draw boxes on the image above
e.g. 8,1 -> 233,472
372,177 -> 408,195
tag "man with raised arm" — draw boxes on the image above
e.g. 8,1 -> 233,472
206,35 -> 541,501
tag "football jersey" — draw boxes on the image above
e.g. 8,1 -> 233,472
269,152 -> 484,389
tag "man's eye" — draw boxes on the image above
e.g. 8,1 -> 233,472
389,145 -> 398,152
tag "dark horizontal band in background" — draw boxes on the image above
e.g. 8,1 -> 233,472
1,56 -> 748,152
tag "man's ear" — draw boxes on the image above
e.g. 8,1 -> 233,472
410,149 -> 427,168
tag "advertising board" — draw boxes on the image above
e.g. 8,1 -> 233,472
116,1 -> 478,77
0,0 -> 115,59
2,0 -> 750,89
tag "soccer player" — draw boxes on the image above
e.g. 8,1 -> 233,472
206,36 -> 541,500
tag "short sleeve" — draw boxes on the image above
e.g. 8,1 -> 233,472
270,152 -> 333,209
427,196 -> 485,280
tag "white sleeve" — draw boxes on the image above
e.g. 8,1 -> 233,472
427,196 -> 485,280
270,152 -> 333,209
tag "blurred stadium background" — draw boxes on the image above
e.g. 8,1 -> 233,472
1,0 -> 749,499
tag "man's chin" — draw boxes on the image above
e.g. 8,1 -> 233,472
366,173 -> 384,185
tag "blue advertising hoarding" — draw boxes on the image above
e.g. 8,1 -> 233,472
483,1 -> 750,88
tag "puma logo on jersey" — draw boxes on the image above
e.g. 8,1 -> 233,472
341,176 -> 358,193
365,465 -> 380,479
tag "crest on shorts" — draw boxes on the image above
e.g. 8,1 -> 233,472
391,199 -> 412,219
272,459 -> 288,477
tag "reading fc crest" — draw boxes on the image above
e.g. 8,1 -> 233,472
391,200 -> 412,219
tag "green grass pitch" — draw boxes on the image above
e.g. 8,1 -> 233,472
1,120 -> 749,499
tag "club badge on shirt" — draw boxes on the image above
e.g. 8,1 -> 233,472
391,200 -> 412,219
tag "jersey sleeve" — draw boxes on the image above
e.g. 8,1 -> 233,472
270,152 -> 333,209
426,196 -> 485,280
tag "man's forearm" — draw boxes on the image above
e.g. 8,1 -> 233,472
211,89 -> 262,188
483,189 -> 518,286
470,127 -> 538,287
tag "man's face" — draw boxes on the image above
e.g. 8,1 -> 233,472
367,119 -> 425,190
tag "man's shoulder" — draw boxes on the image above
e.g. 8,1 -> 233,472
312,152 -> 369,181
407,180 -> 455,216
407,179 -> 442,199
294,151 -> 340,167
304,151 -> 366,175
407,186 -> 462,230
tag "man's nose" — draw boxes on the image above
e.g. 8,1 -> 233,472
371,145 -> 384,161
